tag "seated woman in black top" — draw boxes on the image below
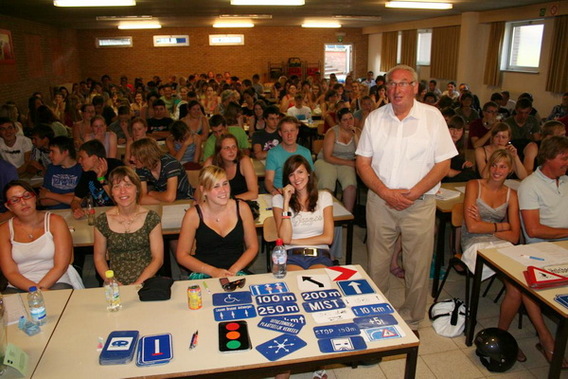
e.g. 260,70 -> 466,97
202,133 -> 258,201
176,165 -> 258,279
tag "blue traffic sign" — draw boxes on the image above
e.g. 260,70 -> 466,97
313,323 -> 360,339
250,282 -> 290,296
213,291 -> 252,306
337,280 -> 375,296
351,303 -> 394,317
257,302 -> 300,316
213,304 -> 257,321
300,289 -> 342,302
254,292 -> 297,305
258,316 -> 304,334
318,336 -> 367,353
353,315 -> 397,329
302,298 -> 346,313
256,334 -> 307,361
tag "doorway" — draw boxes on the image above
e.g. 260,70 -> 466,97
324,44 -> 352,82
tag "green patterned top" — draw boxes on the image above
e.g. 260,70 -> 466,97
95,209 -> 161,285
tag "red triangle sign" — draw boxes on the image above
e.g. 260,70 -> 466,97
327,266 -> 358,281
382,328 -> 397,338
524,266 -> 568,289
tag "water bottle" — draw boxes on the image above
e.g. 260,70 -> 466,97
27,286 -> 47,325
104,270 -> 121,312
272,239 -> 287,279
86,196 -> 95,226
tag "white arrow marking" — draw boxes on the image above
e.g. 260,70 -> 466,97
348,281 -> 362,294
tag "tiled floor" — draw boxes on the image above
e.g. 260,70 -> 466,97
79,224 -> 564,378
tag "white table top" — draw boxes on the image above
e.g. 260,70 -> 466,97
479,240 -> 568,318
32,266 -> 417,378
4,289 -> 73,378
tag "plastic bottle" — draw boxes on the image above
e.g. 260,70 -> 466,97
86,196 -> 95,226
27,286 -> 47,325
104,270 -> 121,312
271,239 -> 287,279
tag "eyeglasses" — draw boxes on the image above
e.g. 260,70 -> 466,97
6,191 -> 35,206
386,81 -> 416,89
220,278 -> 246,292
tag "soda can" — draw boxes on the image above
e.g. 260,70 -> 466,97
188,285 -> 202,310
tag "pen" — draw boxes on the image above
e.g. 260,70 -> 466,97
521,254 -> 545,261
190,330 -> 198,349
202,281 -> 211,294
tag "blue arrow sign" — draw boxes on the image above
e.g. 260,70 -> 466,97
214,304 -> 257,321
250,282 -> 290,296
337,279 -> 375,296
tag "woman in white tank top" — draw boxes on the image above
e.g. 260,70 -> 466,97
0,180 -> 83,293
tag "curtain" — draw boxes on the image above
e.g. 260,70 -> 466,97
546,15 -> 568,93
430,26 -> 460,79
380,31 -> 398,72
400,29 -> 417,68
483,22 -> 505,87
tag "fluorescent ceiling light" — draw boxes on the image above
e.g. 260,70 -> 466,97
97,15 -> 153,21
219,14 -> 273,19
302,22 -> 342,28
231,0 -> 304,6
332,15 -> 382,22
213,22 -> 255,28
54,0 -> 135,6
118,21 -> 162,29
385,1 -> 453,10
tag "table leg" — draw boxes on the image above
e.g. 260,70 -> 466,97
466,253 -> 484,346
404,347 -> 418,379
346,221 -> 354,265
550,318 -> 568,378
431,210 -> 449,297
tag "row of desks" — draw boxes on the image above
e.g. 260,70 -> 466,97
5,266 -> 419,378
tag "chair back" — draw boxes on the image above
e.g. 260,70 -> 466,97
186,170 -> 200,190
312,139 -> 324,156
263,216 -> 278,243
450,202 -> 464,256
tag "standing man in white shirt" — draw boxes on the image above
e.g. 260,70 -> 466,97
355,65 -> 457,334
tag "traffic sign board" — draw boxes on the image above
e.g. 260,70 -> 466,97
337,279 -> 375,296
213,304 -> 257,321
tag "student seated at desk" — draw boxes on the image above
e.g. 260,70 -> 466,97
176,165 -> 258,279
0,180 -> 83,293
130,137 -> 192,204
272,155 -> 334,270
202,134 -> 258,201
94,166 -> 163,286
39,136 -> 82,210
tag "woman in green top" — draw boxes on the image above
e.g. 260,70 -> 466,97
94,166 -> 163,285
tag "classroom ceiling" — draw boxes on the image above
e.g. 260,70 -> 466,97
2,0 -> 552,29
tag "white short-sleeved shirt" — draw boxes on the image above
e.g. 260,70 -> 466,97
0,135 -> 33,169
355,100 -> 457,195
518,167 -> 568,244
272,190 -> 332,250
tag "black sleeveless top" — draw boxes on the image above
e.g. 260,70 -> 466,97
194,200 -> 244,270
229,160 -> 248,197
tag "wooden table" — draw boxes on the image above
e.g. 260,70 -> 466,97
467,241 -> 568,378
4,290 -> 73,378
32,266 -> 418,378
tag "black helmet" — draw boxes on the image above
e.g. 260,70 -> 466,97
474,328 -> 518,372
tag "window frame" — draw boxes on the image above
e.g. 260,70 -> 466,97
416,29 -> 432,66
502,19 -> 544,73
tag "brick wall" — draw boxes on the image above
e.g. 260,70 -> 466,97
77,26 -> 368,85
0,15 -> 80,114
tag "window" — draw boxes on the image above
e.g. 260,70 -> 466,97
417,29 -> 432,65
96,37 -> 132,48
396,31 -> 402,64
209,34 -> 244,46
153,35 -> 189,47
502,20 -> 544,72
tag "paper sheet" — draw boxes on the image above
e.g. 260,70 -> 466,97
161,204 -> 190,229
3,294 -> 28,325
498,242 -> 568,268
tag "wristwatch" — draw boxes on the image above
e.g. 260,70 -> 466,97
282,211 -> 292,217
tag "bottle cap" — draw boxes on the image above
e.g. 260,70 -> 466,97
276,239 -> 283,246
29,286 -> 37,292
105,270 -> 114,278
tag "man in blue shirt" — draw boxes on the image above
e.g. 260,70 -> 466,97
265,116 -> 313,195
39,136 -> 83,209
